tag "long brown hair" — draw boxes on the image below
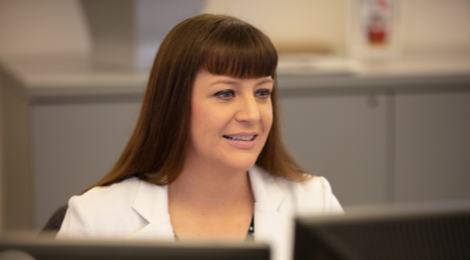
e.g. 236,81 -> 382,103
86,14 -> 306,192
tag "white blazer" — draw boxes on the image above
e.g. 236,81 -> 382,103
57,165 -> 343,260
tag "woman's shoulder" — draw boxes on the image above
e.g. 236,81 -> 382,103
251,165 -> 333,193
277,173 -> 336,201
57,178 -> 158,239
278,173 -> 343,215
70,177 -> 168,222
250,165 -> 343,215
78,177 -> 143,204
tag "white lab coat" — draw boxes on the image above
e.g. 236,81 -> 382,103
57,165 -> 343,260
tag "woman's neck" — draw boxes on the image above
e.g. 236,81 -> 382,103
168,160 -> 254,211
167,160 -> 255,241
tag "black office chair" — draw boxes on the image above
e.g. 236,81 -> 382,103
39,205 -> 68,236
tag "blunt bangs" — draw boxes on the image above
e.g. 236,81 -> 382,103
200,21 -> 278,79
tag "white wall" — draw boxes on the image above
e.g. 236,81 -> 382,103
204,0 -> 470,56
1,0 -> 469,59
1,0 -> 469,57
403,0 -> 470,54
204,0 -> 347,54
0,0 -> 91,57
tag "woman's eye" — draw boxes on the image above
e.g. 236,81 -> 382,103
255,89 -> 271,99
215,90 -> 235,99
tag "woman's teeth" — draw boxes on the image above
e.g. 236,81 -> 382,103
223,135 -> 254,141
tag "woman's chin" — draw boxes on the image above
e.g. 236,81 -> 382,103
221,158 -> 257,174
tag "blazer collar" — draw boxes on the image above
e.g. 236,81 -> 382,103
125,180 -> 174,240
130,166 -> 287,219
249,165 -> 285,211
125,166 -> 290,242
249,166 -> 292,244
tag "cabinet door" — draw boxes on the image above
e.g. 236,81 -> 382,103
279,94 -> 388,206
32,102 -> 140,229
395,92 -> 470,203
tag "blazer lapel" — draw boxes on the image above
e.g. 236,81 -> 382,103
125,181 -> 174,240
249,166 -> 295,260
123,168 -> 292,243
249,166 -> 292,242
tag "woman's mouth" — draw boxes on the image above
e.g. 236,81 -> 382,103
223,134 -> 258,149
223,135 -> 256,141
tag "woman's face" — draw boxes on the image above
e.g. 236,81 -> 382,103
186,70 -> 274,173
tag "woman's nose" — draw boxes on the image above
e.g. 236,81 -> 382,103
236,97 -> 261,123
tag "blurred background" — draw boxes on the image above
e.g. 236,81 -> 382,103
0,0 -> 469,232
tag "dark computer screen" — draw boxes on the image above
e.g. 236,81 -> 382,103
294,201 -> 470,260
0,234 -> 270,260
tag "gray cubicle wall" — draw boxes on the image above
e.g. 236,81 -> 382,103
277,74 -> 470,207
29,67 -> 148,229
32,99 -> 142,229
394,91 -> 470,202
277,75 -> 392,206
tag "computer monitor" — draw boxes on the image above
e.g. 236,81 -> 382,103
0,234 -> 270,260
293,201 -> 470,260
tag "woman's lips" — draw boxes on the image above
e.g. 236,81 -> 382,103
223,134 -> 258,149
223,135 -> 255,141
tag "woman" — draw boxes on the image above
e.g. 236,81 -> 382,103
57,14 -> 343,260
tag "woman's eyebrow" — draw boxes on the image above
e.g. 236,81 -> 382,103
208,80 -> 238,87
208,78 -> 274,87
256,78 -> 275,86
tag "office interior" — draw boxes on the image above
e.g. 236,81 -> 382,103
0,0 -> 469,233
